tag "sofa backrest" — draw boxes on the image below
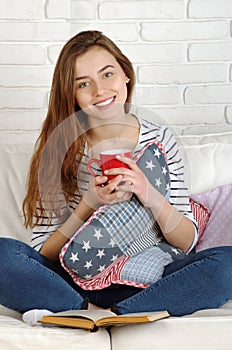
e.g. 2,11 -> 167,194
0,144 -> 33,243
0,132 -> 232,244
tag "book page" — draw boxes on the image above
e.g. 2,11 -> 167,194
96,310 -> 169,326
49,309 -> 117,322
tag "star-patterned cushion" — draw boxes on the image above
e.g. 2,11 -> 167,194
189,198 -> 211,244
59,141 -> 187,290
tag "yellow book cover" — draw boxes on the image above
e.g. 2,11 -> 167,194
41,309 -> 170,331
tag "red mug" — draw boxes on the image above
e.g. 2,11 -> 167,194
87,149 -> 132,180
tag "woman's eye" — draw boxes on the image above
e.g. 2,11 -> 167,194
104,72 -> 113,78
79,81 -> 89,88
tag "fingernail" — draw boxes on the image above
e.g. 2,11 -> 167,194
104,170 -> 109,174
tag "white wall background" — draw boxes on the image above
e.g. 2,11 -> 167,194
1,0 -> 232,142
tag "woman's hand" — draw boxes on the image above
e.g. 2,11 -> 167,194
83,173 -> 133,210
104,155 -> 159,208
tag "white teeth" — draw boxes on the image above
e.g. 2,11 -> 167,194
95,97 -> 114,107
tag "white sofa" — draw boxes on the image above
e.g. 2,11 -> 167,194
1,131 -> 232,350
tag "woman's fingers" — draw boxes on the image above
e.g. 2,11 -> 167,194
115,180 -> 133,193
85,174 -> 131,209
98,175 -> 124,198
104,157 -> 142,178
99,176 -> 133,204
95,175 -> 108,186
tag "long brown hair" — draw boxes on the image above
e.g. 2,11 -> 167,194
23,30 -> 135,228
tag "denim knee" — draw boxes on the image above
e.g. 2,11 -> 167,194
0,237 -> 22,270
208,246 -> 232,296
0,237 -> 18,260
0,236 -> 24,251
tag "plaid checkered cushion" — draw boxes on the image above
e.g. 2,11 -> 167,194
59,141 -> 187,290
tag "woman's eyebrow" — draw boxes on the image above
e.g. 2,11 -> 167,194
98,64 -> 115,73
75,65 -> 115,81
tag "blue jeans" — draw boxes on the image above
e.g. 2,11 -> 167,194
1,238 -> 232,316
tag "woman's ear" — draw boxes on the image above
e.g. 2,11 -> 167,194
125,76 -> 130,84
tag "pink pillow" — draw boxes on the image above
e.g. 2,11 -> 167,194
191,183 -> 232,252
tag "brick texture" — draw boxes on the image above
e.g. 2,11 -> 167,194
0,0 -> 232,138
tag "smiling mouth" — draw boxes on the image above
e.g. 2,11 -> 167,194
94,96 -> 115,108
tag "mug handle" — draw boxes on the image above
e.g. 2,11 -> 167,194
87,158 -> 101,177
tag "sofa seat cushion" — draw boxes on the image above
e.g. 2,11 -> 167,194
0,306 -> 110,350
110,300 -> 232,350
1,301 -> 232,350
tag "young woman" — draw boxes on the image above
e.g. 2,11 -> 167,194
0,31 -> 232,324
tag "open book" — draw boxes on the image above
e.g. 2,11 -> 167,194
40,309 -> 170,331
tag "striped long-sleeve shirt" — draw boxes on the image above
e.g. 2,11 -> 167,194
31,117 -> 198,252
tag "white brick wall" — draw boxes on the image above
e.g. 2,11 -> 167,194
1,0 -> 232,140
0,0 -> 71,140
71,0 -> 232,134
98,1 -> 185,19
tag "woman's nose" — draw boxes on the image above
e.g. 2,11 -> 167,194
93,81 -> 105,96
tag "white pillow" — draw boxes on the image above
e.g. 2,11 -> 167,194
181,133 -> 232,194
0,144 -> 33,242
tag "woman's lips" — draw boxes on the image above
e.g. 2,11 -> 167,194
94,96 -> 115,108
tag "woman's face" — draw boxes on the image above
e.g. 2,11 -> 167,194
74,46 -> 129,123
